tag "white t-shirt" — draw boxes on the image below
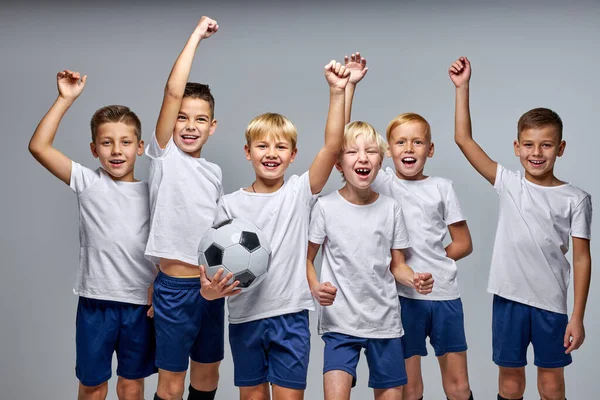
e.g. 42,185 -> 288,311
145,133 -> 223,265
216,172 -> 316,324
309,191 -> 411,338
488,164 -> 592,314
373,168 -> 466,300
70,161 -> 156,305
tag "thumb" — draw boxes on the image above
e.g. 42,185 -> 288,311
564,327 -> 571,348
324,282 -> 333,287
80,75 -> 88,86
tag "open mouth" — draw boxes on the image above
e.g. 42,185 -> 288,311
262,162 -> 280,169
402,157 -> 417,165
181,134 -> 199,143
529,159 -> 546,167
109,160 -> 125,166
355,168 -> 371,176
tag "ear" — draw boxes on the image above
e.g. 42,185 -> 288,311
513,140 -> 520,157
289,147 -> 298,163
90,142 -> 99,159
244,144 -> 251,161
385,147 -> 392,158
557,140 -> 566,157
208,119 -> 218,136
428,141 -> 435,158
137,140 -> 145,156
335,160 -> 343,172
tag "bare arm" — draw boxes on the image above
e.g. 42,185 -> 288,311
450,57 -> 497,185
564,237 -> 591,354
445,221 -> 473,261
390,249 -> 434,294
28,70 -> 87,185
343,52 -> 368,124
155,16 -> 218,149
307,241 -> 337,306
308,61 -> 350,195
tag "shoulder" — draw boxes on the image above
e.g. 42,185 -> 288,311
564,183 -> 592,205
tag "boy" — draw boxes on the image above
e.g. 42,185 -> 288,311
345,54 -> 475,400
450,56 -> 592,400
145,16 -> 225,400
198,60 -> 351,400
29,70 -> 156,399
306,121 -> 435,400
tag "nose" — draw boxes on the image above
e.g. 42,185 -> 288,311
358,150 -> 368,161
405,142 -> 414,152
533,145 -> 543,156
112,143 -> 122,155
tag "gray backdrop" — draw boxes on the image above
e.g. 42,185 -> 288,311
2,0 -> 599,398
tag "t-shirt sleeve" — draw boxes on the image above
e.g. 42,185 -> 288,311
295,171 -> 317,207
145,131 -> 174,160
571,195 -> 592,240
214,196 -> 232,226
308,199 -> 327,244
444,181 -> 466,225
494,163 -> 519,194
69,161 -> 101,194
392,202 -> 411,250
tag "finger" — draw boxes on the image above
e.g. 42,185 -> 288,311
342,67 -> 350,78
320,300 -> 333,306
80,75 -> 88,86
362,67 -> 368,76
147,305 -> 154,318
334,62 -> 341,74
563,329 -> 571,348
324,282 -> 333,287
212,267 -> 224,283
320,292 -> 336,301
323,286 -> 337,295
325,59 -> 335,70
361,57 -> 367,67
344,55 -> 349,64
219,271 -> 234,287
224,280 -> 240,293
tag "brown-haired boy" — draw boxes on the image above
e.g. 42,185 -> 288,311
450,56 -> 592,400
29,70 -> 156,399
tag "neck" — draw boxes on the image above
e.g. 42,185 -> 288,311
524,170 -> 563,186
395,168 -> 427,181
248,176 -> 285,193
108,168 -> 137,183
339,183 -> 377,205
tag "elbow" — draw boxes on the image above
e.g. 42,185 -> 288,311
464,242 -> 474,258
164,84 -> 184,101
28,141 -> 41,158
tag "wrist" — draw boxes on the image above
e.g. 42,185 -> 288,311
455,83 -> 470,92
570,313 -> 584,322
329,87 -> 345,95
57,95 -> 76,105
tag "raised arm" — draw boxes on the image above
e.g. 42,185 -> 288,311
564,237 -> 592,354
307,241 -> 337,306
343,52 -> 368,124
450,57 -> 497,185
28,70 -> 87,185
390,249 -> 434,295
445,221 -> 473,261
308,61 -> 350,195
155,16 -> 218,149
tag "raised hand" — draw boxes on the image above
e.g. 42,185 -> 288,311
414,272 -> 434,295
194,16 -> 219,40
56,70 -> 87,101
344,52 -> 368,85
324,60 -> 351,90
199,265 -> 241,300
311,281 -> 338,306
449,56 -> 471,88
564,318 -> 585,354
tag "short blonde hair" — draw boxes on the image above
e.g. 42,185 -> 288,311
343,121 -> 387,158
245,112 -> 298,149
386,113 -> 431,143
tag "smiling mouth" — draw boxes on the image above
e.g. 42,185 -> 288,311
109,160 -> 125,165
402,157 -> 417,165
181,135 -> 199,142
262,162 -> 280,168
529,159 -> 546,166
355,168 -> 371,176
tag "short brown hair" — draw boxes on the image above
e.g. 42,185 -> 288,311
90,105 -> 142,143
245,113 -> 298,149
184,82 -> 215,118
386,112 -> 431,143
517,108 -> 563,141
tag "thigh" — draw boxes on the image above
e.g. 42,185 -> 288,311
323,333 -> 363,387
437,351 -> 469,389
430,298 -> 468,357
76,297 -> 119,387
399,297 -> 431,358
229,319 -> 269,388
239,383 -> 270,400
153,273 -> 202,372
191,297 -> 225,364
268,311 -> 311,390
365,337 -> 407,389
531,308 -> 572,368
116,303 -> 157,380
492,295 -> 530,368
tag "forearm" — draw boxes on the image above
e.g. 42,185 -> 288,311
571,255 -> 591,321
445,240 -> 473,261
391,263 -> 415,288
323,88 -> 346,153
164,32 -> 203,99
29,96 -> 73,155
307,259 -> 320,292
454,85 -> 473,147
344,84 -> 356,124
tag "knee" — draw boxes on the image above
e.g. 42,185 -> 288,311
538,378 -> 565,400
157,381 -> 185,400
444,378 -> 471,400
116,379 -> 144,400
403,379 -> 424,400
499,371 -> 525,399
79,382 -> 108,400
190,363 -> 220,390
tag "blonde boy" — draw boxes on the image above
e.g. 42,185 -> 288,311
307,121 -> 434,400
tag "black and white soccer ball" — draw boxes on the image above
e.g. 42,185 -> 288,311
198,219 -> 271,291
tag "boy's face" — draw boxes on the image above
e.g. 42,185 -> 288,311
514,125 -> 565,179
90,122 -> 144,182
173,97 -> 217,158
245,134 -> 297,182
336,135 -> 382,190
388,122 -> 434,180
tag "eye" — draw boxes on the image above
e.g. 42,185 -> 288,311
414,140 -> 423,145
277,145 -> 287,150
367,150 -> 378,154
102,141 -> 111,145
524,143 -> 532,147
123,140 -> 132,145
396,140 -> 404,145
196,117 -> 207,122
257,144 -> 267,149
542,143 -> 552,148
177,115 -> 186,121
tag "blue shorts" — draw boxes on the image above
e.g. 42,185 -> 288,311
323,332 -> 407,389
153,271 -> 225,372
75,297 -> 156,387
400,297 -> 468,358
492,295 -> 571,368
229,310 -> 310,390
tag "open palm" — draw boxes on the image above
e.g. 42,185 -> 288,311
345,52 -> 368,84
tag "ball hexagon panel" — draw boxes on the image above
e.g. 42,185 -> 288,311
234,270 -> 256,288
222,243 -> 251,275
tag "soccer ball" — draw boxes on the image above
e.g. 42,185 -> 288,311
198,218 -> 271,290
